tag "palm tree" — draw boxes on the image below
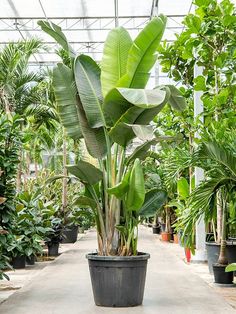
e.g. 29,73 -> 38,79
182,140 -> 236,265
0,39 -> 44,114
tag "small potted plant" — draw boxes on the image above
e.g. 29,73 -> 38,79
39,15 -> 186,306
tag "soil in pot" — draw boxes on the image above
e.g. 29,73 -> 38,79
62,225 -> 78,243
161,232 -> 171,242
12,255 -> 26,269
47,242 -> 59,256
87,253 -> 150,307
212,264 -> 234,284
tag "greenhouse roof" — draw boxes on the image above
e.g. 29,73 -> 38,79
0,0 -> 193,65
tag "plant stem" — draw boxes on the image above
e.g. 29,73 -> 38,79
218,189 -> 228,265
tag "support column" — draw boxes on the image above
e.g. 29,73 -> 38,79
192,60 -> 207,262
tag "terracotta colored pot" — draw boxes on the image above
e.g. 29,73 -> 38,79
161,232 -> 171,242
185,248 -> 191,263
173,234 -> 179,244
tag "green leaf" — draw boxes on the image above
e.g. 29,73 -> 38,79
195,0 -> 211,6
222,15 -> 236,27
74,55 -> 105,128
107,170 -> 131,199
165,85 -> 187,111
193,75 -> 207,91
73,196 -> 97,209
126,139 -> 157,165
53,63 -> 82,139
45,175 -> 68,184
67,161 -> 103,185
125,159 -> 145,211
201,141 -> 236,177
177,177 -> 190,200
77,104 -> 107,158
117,87 -> 166,108
108,106 -> 143,146
118,15 -> 167,88
38,21 -> 75,57
139,189 -> 167,217
103,88 -> 132,126
101,27 -> 132,97
225,263 -> 236,272
128,124 -> 154,141
184,14 -> 202,33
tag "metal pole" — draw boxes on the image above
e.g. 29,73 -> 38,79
192,58 -> 207,262
114,0 -> 119,27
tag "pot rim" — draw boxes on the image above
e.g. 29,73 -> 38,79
205,241 -> 236,246
86,252 -> 150,261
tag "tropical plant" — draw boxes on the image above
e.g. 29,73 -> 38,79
181,140 -> 236,264
0,113 -> 22,229
38,15 -> 186,256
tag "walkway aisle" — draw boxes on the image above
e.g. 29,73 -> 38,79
0,227 -> 235,314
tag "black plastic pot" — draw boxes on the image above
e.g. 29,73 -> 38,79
206,241 -> 236,274
47,242 -> 59,256
26,255 -> 35,265
12,255 -> 26,269
62,225 -> 78,243
212,264 -> 234,284
87,252 -> 150,307
152,224 -> 161,234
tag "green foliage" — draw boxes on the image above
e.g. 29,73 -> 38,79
39,16 -> 186,256
0,113 -> 21,228
225,263 -> 236,272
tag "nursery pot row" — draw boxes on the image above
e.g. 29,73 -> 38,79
11,254 -> 36,269
87,253 -> 150,307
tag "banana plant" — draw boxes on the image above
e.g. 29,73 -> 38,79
38,15 -> 186,256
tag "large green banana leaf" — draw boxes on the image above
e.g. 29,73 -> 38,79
117,88 -> 166,108
109,106 -> 144,146
101,27 -> 132,97
77,104 -> 107,158
118,15 -> 167,89
108,88 -> 168,146
103,87 -> 166,126
128,124 -> 154,141
125,159 -> 145,211
139,189 -> 167,218
52,63 -> 82,139
38,21 -> 75,57
67,161 -> 103,185
74,55 -> 105,128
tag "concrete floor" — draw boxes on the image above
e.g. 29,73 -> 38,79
0,227 -> 236,314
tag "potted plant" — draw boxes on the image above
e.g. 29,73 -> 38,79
39,15 -> 186,307
181,141 -> 236,284
62,208 -> 94,243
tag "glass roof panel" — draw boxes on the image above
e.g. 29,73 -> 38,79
0,0 -> 194,65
